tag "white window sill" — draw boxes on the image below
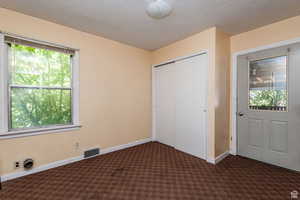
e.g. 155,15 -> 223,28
0,125 -> 82,140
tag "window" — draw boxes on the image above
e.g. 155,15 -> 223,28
0,34 -> 80,137
249,56 -> 287,111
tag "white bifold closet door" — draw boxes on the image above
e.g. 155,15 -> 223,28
154,63 -> 176,148
154,54 -> 207,159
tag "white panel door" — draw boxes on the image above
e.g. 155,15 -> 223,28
237,44 -> 300,171
154,63 -> 176,147
174,55 -> 207,159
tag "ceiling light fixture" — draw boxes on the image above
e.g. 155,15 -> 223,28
146,0 -> 173,20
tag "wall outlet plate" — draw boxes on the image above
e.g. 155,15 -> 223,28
15,161 -> 20,168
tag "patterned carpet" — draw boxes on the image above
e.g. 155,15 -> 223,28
1,142 -> 299,200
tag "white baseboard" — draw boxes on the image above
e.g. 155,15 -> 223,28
207,151 -> 230,165
230,149 -> 237,156
1,156 -> 83,182
1,138 -> 152,182
206,157 -> 215,164
100,138 -> 152,155
215,151 -> 230,164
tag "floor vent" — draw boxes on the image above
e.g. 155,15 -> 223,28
84,148 -> 100,158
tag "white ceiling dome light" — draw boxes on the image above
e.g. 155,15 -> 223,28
146,0 -> 173,20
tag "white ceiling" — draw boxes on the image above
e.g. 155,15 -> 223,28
0,0 -> 300,50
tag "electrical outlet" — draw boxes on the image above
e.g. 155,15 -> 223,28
15,161 -> 20,169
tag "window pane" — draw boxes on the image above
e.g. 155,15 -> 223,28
249,56 -> 287,111
10,88 -> 72,129
9,44 -> 71,87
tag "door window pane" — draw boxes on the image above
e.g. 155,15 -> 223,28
249,56 -> 287,111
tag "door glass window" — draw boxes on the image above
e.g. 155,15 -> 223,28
249,56 -> 287,111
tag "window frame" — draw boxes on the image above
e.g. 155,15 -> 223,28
247,55 -> 289,112
0,33 -> 81,138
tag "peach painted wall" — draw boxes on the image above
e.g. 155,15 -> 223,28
215,29 -> 231,157
0,8 -> 152,176
231,15 -> 300,53
230,15 -> 300,151
152,28 -> 216,65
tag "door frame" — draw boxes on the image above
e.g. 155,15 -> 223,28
231,37 -> 300,155
152,50 -> 209,161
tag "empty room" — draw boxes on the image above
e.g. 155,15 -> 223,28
0,0 -> 300,199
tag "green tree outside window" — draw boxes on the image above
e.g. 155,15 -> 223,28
9,44 -> 72,129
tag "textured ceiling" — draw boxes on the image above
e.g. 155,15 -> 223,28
0,0 -> 300,50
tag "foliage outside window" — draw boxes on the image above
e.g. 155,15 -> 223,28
9,43 -> 73,130
249,56 -> 287,111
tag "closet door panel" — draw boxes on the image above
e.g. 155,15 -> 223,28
174,54 -> 207,159
154,63 -> 176,147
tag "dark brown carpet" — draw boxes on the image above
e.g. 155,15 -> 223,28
1,142 -> 299,200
